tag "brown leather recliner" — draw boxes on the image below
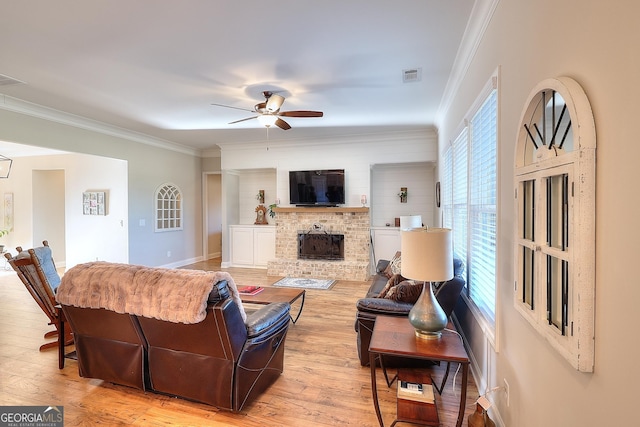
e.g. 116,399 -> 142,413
62,305 -> 148,390
61,278 -> 291,412
137,282 -> 290,411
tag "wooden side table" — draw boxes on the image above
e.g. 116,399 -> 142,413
395,369 -> 439,427
369,316 -> 470,427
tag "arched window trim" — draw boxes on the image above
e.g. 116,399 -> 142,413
514,77 -> 596,372
154,183 -> 183,232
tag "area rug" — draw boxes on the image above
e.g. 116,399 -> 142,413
272,277 -> 336,290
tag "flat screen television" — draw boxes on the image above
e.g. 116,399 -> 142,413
289,169 -> 345,206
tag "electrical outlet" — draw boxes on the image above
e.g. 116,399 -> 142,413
503,378 -> 510,407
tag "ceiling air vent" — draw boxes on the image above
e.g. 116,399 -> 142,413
0,74 -> 26,87
402,68 -> 422,83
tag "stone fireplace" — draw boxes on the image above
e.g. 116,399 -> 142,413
267,207 -> 370,281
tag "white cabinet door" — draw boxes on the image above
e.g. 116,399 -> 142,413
231,227 -> 255,266
372,228 -> 401,263
254,227 -> 276,267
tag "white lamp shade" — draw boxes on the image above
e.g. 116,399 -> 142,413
401,228 -> 453,282
399,215 -> 422,230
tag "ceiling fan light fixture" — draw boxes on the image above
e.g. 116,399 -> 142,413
266,94 -> 285,112
257,114 -> 278,127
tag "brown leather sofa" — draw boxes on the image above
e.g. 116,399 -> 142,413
355,258 -> 465,366
60,269 -> 290,412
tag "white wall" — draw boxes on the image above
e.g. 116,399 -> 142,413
236,169 -> 277,225
0,153 -> 128,267
370,162 -> 435,227
0,108 -> 203,268
440,1 -> 640,426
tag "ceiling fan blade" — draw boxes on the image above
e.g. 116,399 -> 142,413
275,118 -> 291,130
211,103 -> 255,113
266,94 -> 285,112
279,110 -> 324,118
228,116 -> 258,124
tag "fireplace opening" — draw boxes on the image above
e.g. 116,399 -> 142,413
298,233 -> 345,260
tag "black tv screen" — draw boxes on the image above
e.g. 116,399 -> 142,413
289,169 -> 345,206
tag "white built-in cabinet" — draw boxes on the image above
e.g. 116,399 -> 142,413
371,226 -> 401,264
229,225 -> 276,268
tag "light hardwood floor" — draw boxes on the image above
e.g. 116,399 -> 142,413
0,259 -> 478,426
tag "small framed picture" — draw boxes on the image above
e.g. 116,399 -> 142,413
435,182 -> 441,208
83,191 -> 107,215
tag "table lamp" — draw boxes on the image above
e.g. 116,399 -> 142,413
401,227 -> 453,339
399,215 -> 422,230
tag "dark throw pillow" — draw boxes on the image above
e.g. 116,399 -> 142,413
382,251 -> 401,278
377,273 -> 405,298
384,280 -> 423,304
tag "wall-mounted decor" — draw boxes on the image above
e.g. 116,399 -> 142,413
83,191 -> 106,216
256,190 -> 265,204
3,192 -> 13,231
155,183 -> 182,231
436,182 -> 441,208
398,187 -> 408,203
514,77 -> 596,372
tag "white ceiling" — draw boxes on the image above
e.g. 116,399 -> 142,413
0,0 -> 476,154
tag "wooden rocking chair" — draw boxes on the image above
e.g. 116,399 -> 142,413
5,240 -> 73,355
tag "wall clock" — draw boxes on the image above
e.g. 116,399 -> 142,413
514,77 -> 596,372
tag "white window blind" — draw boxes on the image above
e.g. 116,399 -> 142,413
468,90 -> 497,324
441,77 -> 498,334
441,146 -> 453,229
452,128 -> 468,268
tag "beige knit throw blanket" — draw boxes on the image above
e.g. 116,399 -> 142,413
56,262 -> 246,324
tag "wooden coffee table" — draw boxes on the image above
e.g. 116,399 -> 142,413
369,315 -> 470,427
239,287 -> 306,324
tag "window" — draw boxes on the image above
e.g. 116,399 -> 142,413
468,90 -> 497,325
514,77 -> 595,372
155,183 -> 183,232
442,73 -> 498,342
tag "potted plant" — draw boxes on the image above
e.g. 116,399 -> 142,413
268,203 -> 277,218
398,188 -> 408,203
0,229 -> 9,253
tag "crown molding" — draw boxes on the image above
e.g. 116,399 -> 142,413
436,0 -> 500,128
216,127 -> 436,153
0,94 -> 200,157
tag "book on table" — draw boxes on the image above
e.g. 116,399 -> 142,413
238,286 -> 264,296
397,380 -> 435,403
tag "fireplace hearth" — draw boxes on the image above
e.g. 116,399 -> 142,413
298,233 -> 344,260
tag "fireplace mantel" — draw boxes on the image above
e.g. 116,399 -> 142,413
273,207 -> 369,214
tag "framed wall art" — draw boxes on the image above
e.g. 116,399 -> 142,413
4,192 -> 13,231
83,191 -> 106,216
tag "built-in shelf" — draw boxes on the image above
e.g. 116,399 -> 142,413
273,207 -> 369,213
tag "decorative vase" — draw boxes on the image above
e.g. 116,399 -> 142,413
408,282 -> 448,339
468,403 -> 496,427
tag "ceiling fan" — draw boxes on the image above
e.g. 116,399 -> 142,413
212,91 -> 323,130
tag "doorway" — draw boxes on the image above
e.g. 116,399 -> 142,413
204,173 -> 222,259
32,169 -> 66,265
